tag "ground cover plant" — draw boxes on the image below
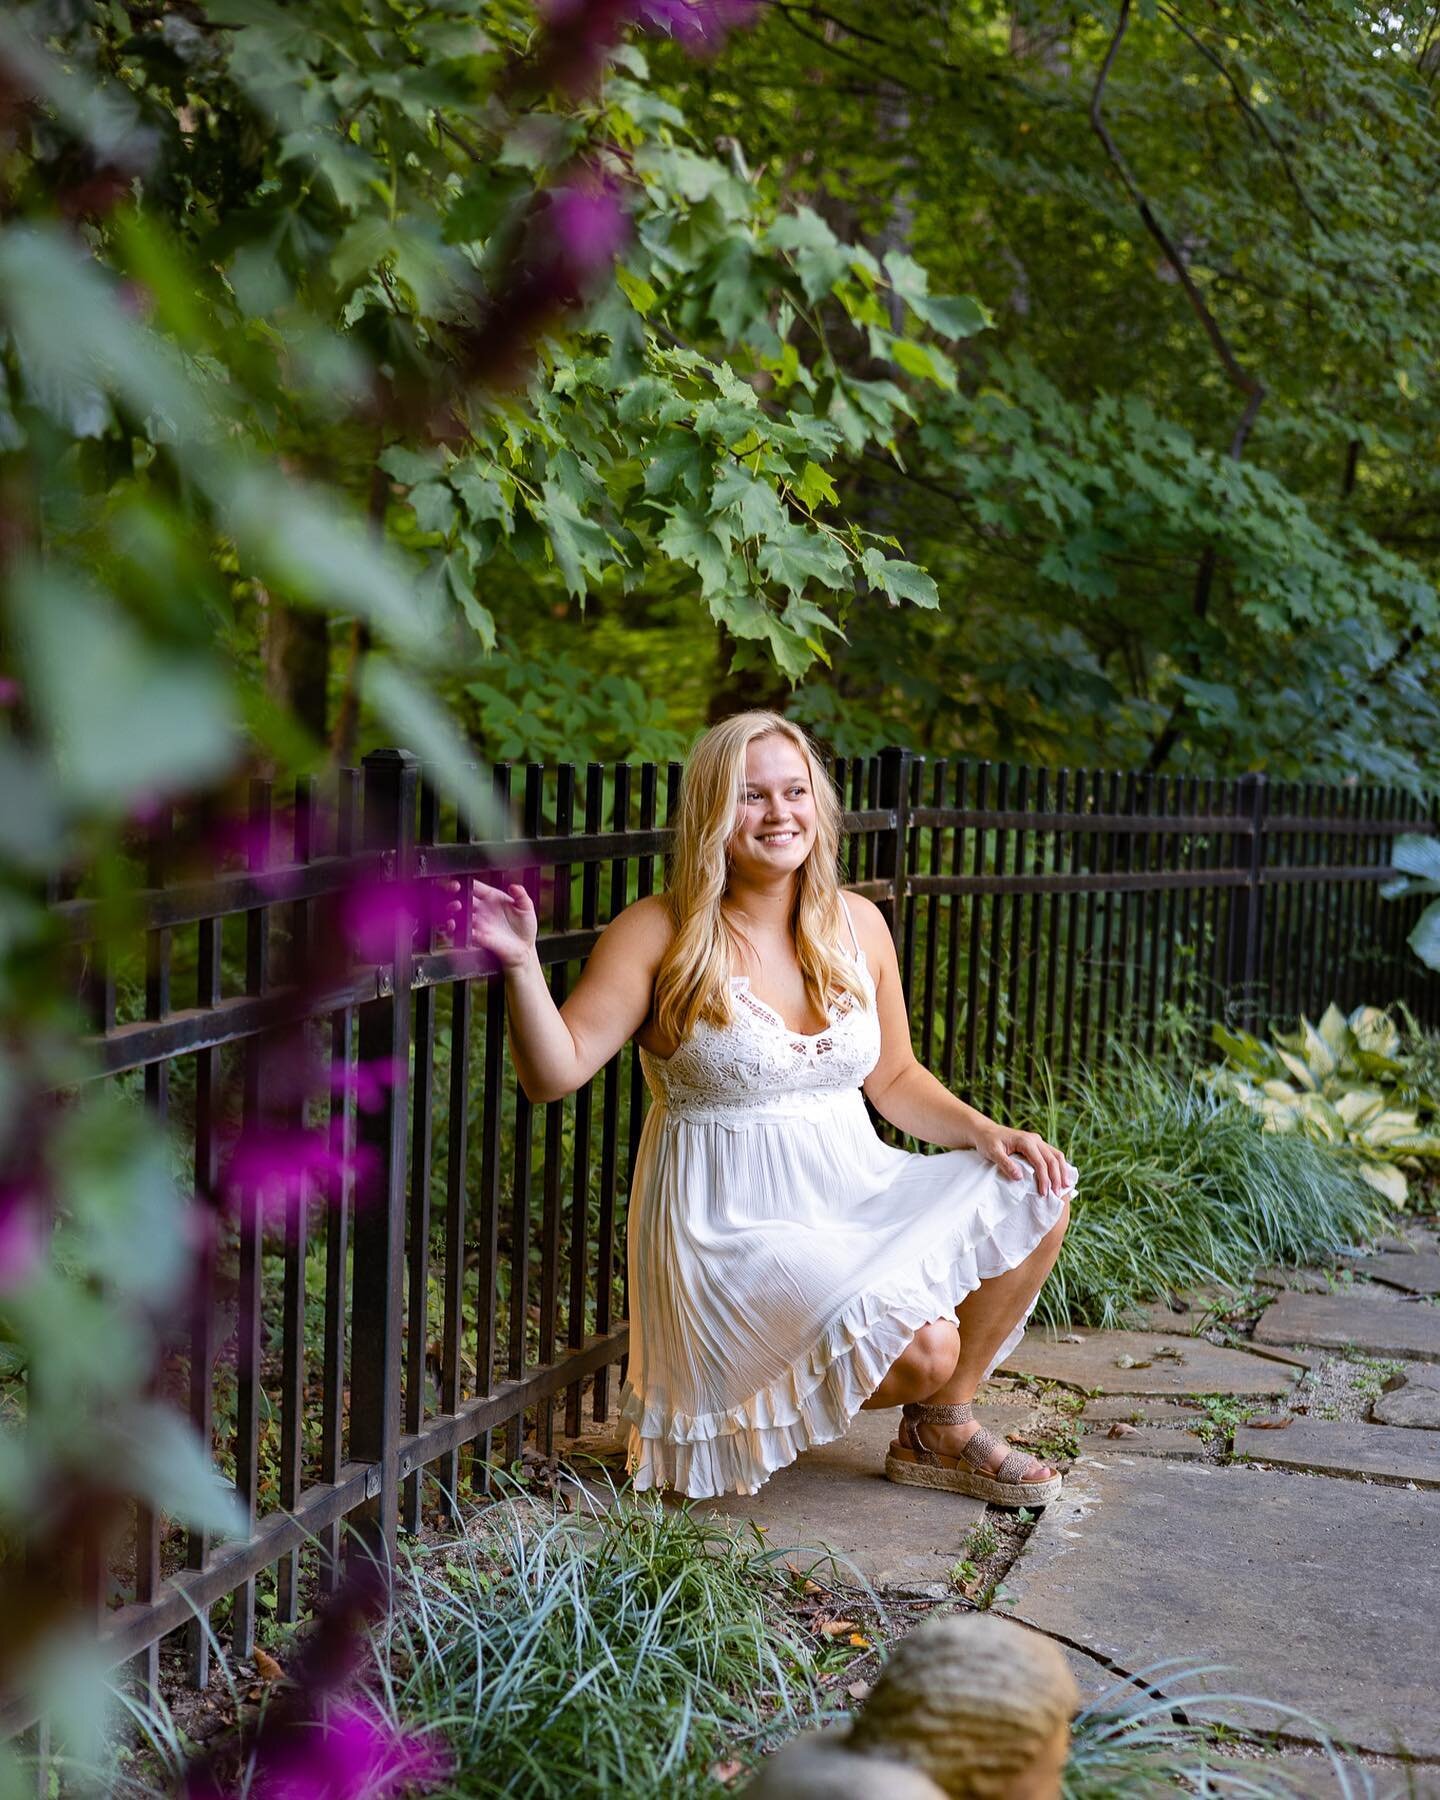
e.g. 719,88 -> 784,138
101,1481 -> 1373,1800
1015,1055 -> 1388,1330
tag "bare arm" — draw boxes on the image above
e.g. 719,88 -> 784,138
851,894 -> 1076,1198
457,883 -> 672,1104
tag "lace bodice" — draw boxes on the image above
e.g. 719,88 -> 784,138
638,916 -> 881,1121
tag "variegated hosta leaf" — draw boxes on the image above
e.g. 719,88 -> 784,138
1349,1005 -> 1400,1059
1315,1002 -> 1352,1067
1273,1046 -> 1320,1092
1362,1108 -> 1425,1147
1333,1088 -> 1386,1129
1359,1162 -> 1409,1206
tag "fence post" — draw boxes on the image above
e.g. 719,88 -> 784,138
876,745 -> 912,965
1226,772 -> 1268,1027
349,748 -> 417,1581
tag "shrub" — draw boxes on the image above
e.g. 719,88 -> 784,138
1016,1056 -> 1387,1329
369,1483 -> 839,1798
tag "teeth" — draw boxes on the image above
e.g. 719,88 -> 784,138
760,832 -> 795,843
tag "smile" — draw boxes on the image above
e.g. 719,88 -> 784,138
759,831 -> 798,845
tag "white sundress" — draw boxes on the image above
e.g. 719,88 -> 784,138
619,895 -> 1073,1500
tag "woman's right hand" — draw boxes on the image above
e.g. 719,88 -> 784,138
437,877 -> 537,970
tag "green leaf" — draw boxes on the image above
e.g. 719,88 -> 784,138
379,446 -> 445,486
860,549 -> 940,609
534,479 -> 613,598
101,1403 -> 247,1537
757,522 -> 849,598
794,461 -> 839,511
12,565 -> 238,811
364,660 -> 506,837
409,481 -> 458,537
1409,899 -> 1440,972
658,505 -> 731,595
1393,834 -> 1440,883
712,462 -> 788,540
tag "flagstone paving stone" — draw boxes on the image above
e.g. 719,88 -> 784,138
999,1328 -> 1298,1397
1078,1425 -> 1207,1459
1234,1416 -> 1440,1486
1079,1396 -> 1201,1425
699,1407 -> 987,1589
1002,1453 -> 1440,1757
1255,1290 -> 1440,1362
1344,1251 -> 1440,1296
1372,1381 -> 1440,1429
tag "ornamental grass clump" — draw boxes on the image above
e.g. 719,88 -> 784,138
370,1482 -> 837,1798
1014,1055 -> 1387,1330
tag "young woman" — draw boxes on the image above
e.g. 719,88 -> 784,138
463,712 -> 1077,1504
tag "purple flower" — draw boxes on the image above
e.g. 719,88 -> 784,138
222,1128 -> 376,1215
548,183 -> 629,278
636,0 -> 755,47
0,1184 -> 41,1292
0,675 -> 24,709
258,1700 -> 449,1800
329,1056 -> 404,1115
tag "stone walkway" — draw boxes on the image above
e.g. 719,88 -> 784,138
689,1222 -> 1440,1795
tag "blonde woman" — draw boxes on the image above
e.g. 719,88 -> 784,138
463,712 -> 1076,1503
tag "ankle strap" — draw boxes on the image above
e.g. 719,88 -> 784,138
902,1400 -> 974,1425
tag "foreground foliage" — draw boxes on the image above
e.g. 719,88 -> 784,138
1020,1056 -> 1387,1329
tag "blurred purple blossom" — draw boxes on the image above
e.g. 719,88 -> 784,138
0,1183 -> 41,1291
329,1056 -> 404,1115
256,1700 -> 450,1800
548,181 -> 629,279
636,0 -> 756,48
0,675 -> 23,708
222,1128 -> 375,1214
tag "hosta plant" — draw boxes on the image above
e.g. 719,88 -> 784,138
1207,1004 -> 1440,1206
1381,835 -> 1440,973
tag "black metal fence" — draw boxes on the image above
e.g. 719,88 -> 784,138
30,747 -> 1440,1708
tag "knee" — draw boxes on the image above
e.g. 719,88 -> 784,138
1045,1194 -> 1072,1249
907,1320 -> 960,1393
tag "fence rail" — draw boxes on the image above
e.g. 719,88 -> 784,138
22,747 -> 1440,1713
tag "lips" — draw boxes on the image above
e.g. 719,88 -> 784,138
758,831 -> 798,846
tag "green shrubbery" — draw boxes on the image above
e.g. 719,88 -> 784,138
1018,1055 -> 1389,1330
1206,1003 -> 1440,1205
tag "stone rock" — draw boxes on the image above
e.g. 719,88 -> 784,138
847,1613 -> 1078,1800
1234,1415 -> 1440,1486
1085,1426 -> 1206,1460
740,1737 -> 946,1799
699,1406 -> 986,1586
1386,1360 -> 1440,1393
1255,1291 -> 1440,1362
1079,1397 -> 1197,1426
1345,1251 -> 1440,1296
1256,1266 -> 1335,1294
1372,1382 -> 1440,1429
999,1328 -> 1296,1397
1207,1752 -> 1434,1799
1003,1454 -> 1440,1757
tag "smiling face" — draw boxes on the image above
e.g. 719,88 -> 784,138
726,733 -> 817,886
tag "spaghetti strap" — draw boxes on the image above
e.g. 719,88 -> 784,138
839,892 -> 861,958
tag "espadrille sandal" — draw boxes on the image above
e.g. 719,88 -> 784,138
884,1400 -> 1063,1508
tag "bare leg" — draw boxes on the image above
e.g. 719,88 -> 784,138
907,1203 -> 1070,1482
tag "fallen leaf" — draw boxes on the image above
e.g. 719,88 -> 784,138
847,1680 -> 872,1701
802,1579 -> 825,1596
1152,1346 -> 1186,1362
1114,1355 -> 1152,1369
252,1649 -> 284,1683
1059,1333 -> 1085,1344
848,1633 -> 870,1648
1246,1415 -> 1292,1430
819,1618 -> 859,1638
709,1761 -> 744,1785
1106,1422 -> 1139,1438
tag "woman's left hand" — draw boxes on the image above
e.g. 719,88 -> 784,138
973,1125 -> 1077,1198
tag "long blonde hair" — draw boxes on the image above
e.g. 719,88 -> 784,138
652,712 -> 871,1046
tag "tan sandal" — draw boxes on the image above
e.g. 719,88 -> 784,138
884,1400 -> 1064,1508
